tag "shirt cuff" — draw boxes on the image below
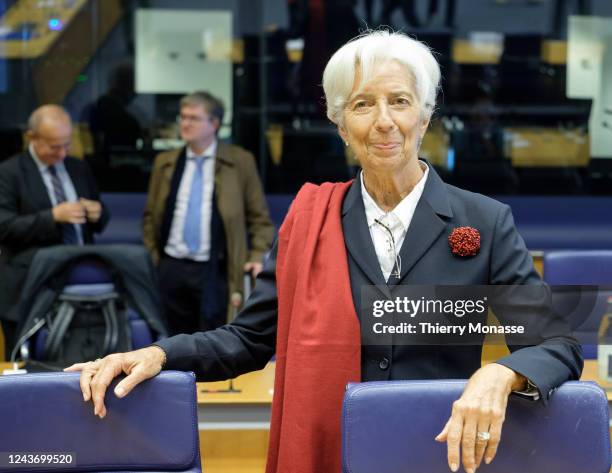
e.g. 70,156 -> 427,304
512,378 -> 540,400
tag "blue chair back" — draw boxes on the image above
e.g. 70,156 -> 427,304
543,250 -> 612,359
97,193 -> 147,245
343,380 -> 610,473
0,371 -> 201,472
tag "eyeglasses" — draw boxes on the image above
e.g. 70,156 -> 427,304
374,217 -> 402,280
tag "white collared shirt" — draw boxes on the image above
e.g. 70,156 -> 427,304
29,144 -> 84,244
361,161 -> 429,281
165,140 -> 217,261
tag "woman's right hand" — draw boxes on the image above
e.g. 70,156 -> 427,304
64,346 -> 167,418
434,363 -> 525,472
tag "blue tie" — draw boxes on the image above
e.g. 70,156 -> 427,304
48,165 -> 79,245
183,157 -> 205,253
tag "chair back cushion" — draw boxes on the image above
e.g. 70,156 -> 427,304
543,250 -> 612,360
543,250 -> 612,285
0,371 -> 201,472
342,380 -> 610,473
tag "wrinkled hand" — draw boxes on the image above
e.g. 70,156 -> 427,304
79,198 -> 102,223
435,363 -> 526,473
63,346 -> 166,419
244,261 -> 263,278
52,201 -> 86,224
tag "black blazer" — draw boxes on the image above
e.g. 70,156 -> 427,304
0,152 -> 110,322
156,166 -> 582,402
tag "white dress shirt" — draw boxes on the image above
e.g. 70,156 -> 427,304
165,140 -> 217,262
29,144 -> 84,244
361,161 -> 429,281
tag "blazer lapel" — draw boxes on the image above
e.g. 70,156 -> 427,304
393,165 -> 453,284
342,179 -> 389,292
159,148 -> 187,247
21,152 -> 52,209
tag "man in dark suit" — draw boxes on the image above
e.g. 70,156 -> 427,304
0,105 -> 109,360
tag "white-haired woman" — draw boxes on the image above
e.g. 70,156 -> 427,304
68,31 -> 582,473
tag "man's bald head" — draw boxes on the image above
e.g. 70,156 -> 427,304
27,105 -> 72,165
28,105 -> 72,134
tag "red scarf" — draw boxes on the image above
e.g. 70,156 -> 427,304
267,181 -> 361,473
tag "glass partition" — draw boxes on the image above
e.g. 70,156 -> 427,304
1,0 -> 612,195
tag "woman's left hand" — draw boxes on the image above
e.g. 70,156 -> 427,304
435,363 -> 526,473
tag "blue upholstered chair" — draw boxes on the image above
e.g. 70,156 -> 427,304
343,380 -> 610,473
97,193 -> 147,245
65,258 -> 155,349
543,250 -> 612,359
0,371 -> 202,473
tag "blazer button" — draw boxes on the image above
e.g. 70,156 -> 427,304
379,357 -> 390,370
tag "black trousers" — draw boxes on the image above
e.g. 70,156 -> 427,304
0,319 -> 17,361
158,256 -> 227,336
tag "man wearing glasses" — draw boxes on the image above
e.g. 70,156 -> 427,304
0,105 -> 109,359
143,91 -> 273,336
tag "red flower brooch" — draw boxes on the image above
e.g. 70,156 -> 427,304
448,226 -> 480,257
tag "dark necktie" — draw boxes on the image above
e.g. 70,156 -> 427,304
48,165 -> 79,245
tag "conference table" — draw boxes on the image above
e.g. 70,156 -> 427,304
197,363 -> 274,472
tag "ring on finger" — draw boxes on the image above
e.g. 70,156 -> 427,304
476,431 -> 491,442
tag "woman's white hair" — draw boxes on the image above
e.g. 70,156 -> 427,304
322,30 -> 441,125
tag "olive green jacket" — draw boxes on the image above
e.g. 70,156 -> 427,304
142,143 -> 274,320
